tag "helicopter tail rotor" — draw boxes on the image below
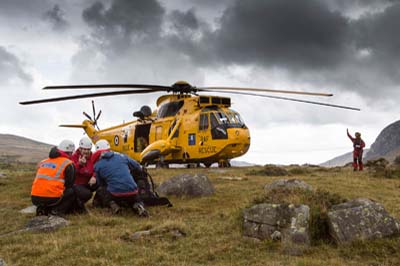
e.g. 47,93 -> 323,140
83,100 -> 102,130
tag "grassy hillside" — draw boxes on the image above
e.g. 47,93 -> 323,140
0,134 -> 53,163
1,164 -> 400,265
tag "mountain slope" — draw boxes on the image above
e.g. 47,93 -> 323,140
0,134 -> 53,163
365,120 -> 400,162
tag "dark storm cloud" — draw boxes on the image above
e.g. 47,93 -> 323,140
209,0 -> 350,70
169,9 -> 199,31
43,4 -> 69,31
0,46 -> 32,85
75,0 -> 400,98
82,0 -> 164,41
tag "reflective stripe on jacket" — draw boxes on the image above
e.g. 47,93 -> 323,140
31,157 -> 73,198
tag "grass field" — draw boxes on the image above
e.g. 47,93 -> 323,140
1,164 -> 400,266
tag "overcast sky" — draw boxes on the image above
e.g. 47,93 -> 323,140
1,0 -> 399,165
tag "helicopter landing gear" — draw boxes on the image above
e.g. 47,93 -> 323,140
203,162 -> 213,168
155,156 -> 169,168
218,160 -> 231,168
186,163 -> 201,168
156,161 -> 169,168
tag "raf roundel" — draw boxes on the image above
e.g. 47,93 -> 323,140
114,135 -> 119,146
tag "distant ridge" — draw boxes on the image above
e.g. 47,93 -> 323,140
0,133 -> 53,163
320,149 -> 369,167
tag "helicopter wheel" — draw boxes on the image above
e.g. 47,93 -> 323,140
156,161 -> 169,169
203,163 -> 212,168
218,160 -> 231,168
186,163 -> 197,168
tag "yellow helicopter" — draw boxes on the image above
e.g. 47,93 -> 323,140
20,81 -> 360,167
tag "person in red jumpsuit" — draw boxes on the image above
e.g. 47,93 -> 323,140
347,129 -> 366,171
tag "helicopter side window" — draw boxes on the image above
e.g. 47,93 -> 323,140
155,126 -> 163,140
157,101 -> 184,118
199,113 -> 209,131
210,113 -> 228,139
168,120 -> 179,138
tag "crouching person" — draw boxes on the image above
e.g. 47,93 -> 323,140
31,140 -> 77,216
92,139 -> 148,217
72,137 -> 97,207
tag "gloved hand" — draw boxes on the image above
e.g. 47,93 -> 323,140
355,145 -> 361,148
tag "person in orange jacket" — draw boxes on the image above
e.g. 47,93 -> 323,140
347,129 -> 366,171
31,139 -> 77,216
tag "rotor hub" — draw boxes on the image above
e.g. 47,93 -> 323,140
170,81 -> 196,94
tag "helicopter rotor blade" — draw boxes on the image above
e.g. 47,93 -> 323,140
197,86 -> 333,97
83,111 -> 93,121
95,110 -> 102,122
201,90 -> 360,111
43,84 -> 172,90
19,89 -> 163,105
92,100 -> 96,120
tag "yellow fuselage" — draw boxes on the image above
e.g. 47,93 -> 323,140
83,94 -> 250,165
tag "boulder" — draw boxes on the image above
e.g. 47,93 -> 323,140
157,173 -> 215,197
0,258 -> 6,266
265,179 -> 313,192
327,198 -> 400,244
20,205 -> 37,214
25,215 -> 69,232
243,203 -> 310,255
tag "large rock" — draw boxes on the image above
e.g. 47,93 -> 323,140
157,173 -> 215,197
0,258 -> 6,266
25,215 -> 69,232
243,203 -> 310,255
20,205 -> 37,214
265,179 -> 313,192
327,198 -> 400,244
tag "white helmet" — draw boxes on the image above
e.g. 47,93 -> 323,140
95,139 -> 110,151
79,137 -> 92,149
58,139 -> 75,153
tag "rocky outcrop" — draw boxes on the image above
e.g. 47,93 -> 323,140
20,205 -> 37,214
327,198 -> 400,243
25,215 -> 69,232
264,179 -> 313,192
157,173 -> 215,197
365,120 -> 400,162
243,203 -> 310,255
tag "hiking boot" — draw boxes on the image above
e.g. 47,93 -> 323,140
132,202 -> 149,217
49,209 -> 66,218
109,201 -> 121,215
36,205 -> 47,216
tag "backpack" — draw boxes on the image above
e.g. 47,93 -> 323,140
129,166 -> 172,207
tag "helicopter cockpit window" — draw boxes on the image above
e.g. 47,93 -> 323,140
210,112 -> 228,139
157,101 -> 184,118
215,111 -> 229,124
226,109 -> 246,128
199,113 -> 209,131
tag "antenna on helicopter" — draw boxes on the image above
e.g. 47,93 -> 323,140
83,100 -> 102,130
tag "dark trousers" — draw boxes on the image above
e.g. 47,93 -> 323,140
32,187 -> 76,215
74,184 -> 96,203
93,186 -> 142,208
353,150 -> 363,171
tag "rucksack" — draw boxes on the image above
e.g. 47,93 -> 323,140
129,166 -> 172,207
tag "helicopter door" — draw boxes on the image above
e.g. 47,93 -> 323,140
134,124 -> 151,153
210,112 -> 228,139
